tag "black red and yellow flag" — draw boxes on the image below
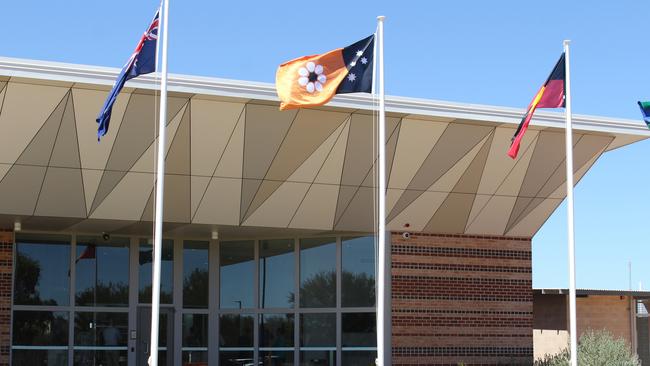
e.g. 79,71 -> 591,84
508,54 -> 566,159
276,35 -> 374,110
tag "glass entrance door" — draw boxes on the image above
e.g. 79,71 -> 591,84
136,307 -> 174,366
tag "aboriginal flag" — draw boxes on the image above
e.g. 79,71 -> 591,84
637,101 -> 650,129
508,54 -> 566,159
76,245 -> 96,263
276,35 -> 374,110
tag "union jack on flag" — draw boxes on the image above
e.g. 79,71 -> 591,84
96,9 -> 160,141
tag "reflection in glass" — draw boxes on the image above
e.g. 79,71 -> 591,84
182,313 -> 208,347
220,241 -> 254,309
220,313 -> 254,366
183,241 -> 209,308
342,351 -> 377,365
261,350 -> 294,366
14,234 -> 70,306
12,350 -> 67,366
182,314 -> 208,366
300,350 -> 335,366
260,239 -> 294,308
139,239 -> 173,303
12,311 -> 68,346
220,351 -> 253,366
300,313 -> 335,347
342,236 -> 375,307
300,238 -> 336,308
73,350 -> 127,366
260,313 -> 294,347
74,312 -> 128,346
182,350 -> 207,366
220,314 -> 254,347
76,236 -> 129,307
342,313 -> 376,347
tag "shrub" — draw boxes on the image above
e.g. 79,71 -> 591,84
534,329 -> 640,366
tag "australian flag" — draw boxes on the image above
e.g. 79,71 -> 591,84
336,34 -> 374,94
96,10 -> 159,141
638,101 -> 650,129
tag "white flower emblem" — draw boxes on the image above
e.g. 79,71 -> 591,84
298,61 -> 326,93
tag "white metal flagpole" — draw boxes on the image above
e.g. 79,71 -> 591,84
563,39 -> 578,366
376,15 -> 388,366
149,0 -> 170,365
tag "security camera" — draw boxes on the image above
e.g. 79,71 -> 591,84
102,232 -> 110,241
402,232 -> 411,239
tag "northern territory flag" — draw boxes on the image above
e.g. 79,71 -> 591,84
508,54 -> 566,159
637,101 -> 650,129
96,9 -> 159,141
276,35 -> 374,110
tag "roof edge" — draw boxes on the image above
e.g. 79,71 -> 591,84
535,288 -> 650,297
1,56 -> 649,137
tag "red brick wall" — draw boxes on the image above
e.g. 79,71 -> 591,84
0,230 -> 11,366
391,232 -> 533,365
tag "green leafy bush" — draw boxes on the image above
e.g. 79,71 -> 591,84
534,330 -> 639,366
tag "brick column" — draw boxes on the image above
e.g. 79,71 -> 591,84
0,230 -> 11,366
391,232 -> 533,365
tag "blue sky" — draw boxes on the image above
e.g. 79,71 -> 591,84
1,0 -> 649,289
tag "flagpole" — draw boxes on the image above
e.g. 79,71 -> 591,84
563,39 -> 578,366
149,0 -> 169,364
376,15 -> 388,366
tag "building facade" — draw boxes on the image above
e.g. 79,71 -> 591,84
533,289 -> 650,362
0,57 -> 648,365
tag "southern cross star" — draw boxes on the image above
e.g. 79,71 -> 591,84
356,50 -> 363,57
347,73 -> 357,82
360,57 -> 368,65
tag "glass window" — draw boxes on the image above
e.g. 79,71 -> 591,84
74,350 -> 127,366
139,239 -> 173,304
300,313 -> 335,347
183,350 -> 207,366
300,238 -> 336,308
12,350 -> 67,366
259,239 -> 295,308
342,236 -> 375,307
300,350 -> 335,366
220,314 -> 254,366
220,314 -> 254,347
73,312 -> 128,366
73,312 -> 128,346
183,240 -> 209,308
342,313 -> 376,347
14,234 -> 70,306
12,311 -> 69,346
260,350 -> 294,366
220,350 -> 253,366
342,351 -> 376,365
300,313 -> 335,366
220,241 -> 254,309
182,313 -> 208,365
75,235 -> 129,307
261,313 -> 294,366
183,313 -> 208,347
260,313 -> 294,348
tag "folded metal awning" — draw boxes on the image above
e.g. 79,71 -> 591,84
0,57 -> 647,237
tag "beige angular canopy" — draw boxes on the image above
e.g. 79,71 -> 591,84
0,57 -> 647,237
